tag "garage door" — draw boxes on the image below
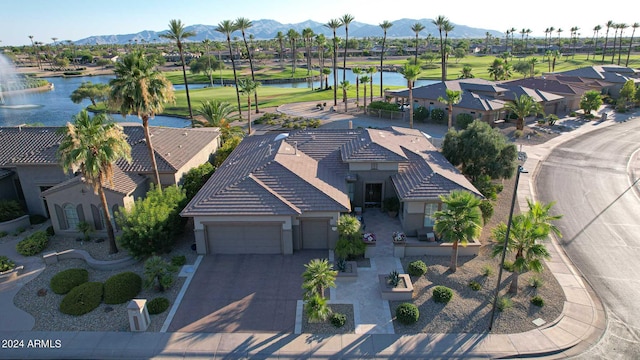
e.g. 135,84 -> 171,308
301,219 -> 329,249
206,223 -> 282,254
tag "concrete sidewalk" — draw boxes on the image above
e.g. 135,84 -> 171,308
2,105 -> 634,359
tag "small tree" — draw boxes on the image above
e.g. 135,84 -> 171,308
182,162 -> 216,200
580,90 -> 603,116
143,256 -> 178,292
335,215 -> 365,260
70,81 -> 110,107
437,89 -> 462,129
504,94 -> 544,130
302,258 -> 337,300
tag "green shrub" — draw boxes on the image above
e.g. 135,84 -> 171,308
502,260 -> 515,272
103,272 -> 142,304
514,130 -> 523,138
387,270 -> 400,287
0,256 -> 16,272
396,303 -> 419,324
479,200 -> 494,225
330,312 -> 347,328
369,101 -> 400,112
430,108 -> 446,124
46,226 -> 55,237
413,106 -> 429,122
455,113 -> 474,129
182,162 -> 216,201
407,260 -> 427,277
147,297 -> 170,315
16,231 -> 48,256
171,255 -> 187,267
433,286 -> 454,304
116,185 -> 188,259
468,281 -> 482,291
50,268 -> 89,294
144,256 -> 177,292
0,200 -> 24,222
13,226 -> 26,235
531,295 -> 545,307
529,275 -> 544,289
497,296 -> 513,311
570,111 -> 577,117
482,265 -> 494,277
29,214 -> 47,225
59,282 -> 103,316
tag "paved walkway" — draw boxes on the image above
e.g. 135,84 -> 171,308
2,105 -> 637,359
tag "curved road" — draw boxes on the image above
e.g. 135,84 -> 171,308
536,119 -> 640,358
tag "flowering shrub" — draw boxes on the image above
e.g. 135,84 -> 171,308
392,231 -> 406,242
363,233 -> 376,243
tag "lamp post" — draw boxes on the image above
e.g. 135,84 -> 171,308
488,165 -> 527,331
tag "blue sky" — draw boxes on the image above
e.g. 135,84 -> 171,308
1,0 -> 637,46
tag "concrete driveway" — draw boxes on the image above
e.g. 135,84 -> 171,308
168,251 -> 326,333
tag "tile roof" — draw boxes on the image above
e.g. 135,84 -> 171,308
182,127 -> 481,217
500,78 -> 583,96
498,84 -> 564,102
42,166 -> 147,196
554,65 -> 637,83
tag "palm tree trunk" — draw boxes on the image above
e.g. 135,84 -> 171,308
247,96 -> 252,135
333,36 -> 338,106
450,240 -> 459,272
448,104 -> 453,129
408,82 -> 414,129
178,46 -> 194,127
363,84 -> 367,114
97,181 -> 118,254
142,116 -> 162,188
227,39 -> 242,116
626,30 -> 636,67
380,35 -> 386,97
509,269 -> 520,294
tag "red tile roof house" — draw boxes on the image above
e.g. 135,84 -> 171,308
0,125 -> 220,238
181,127 -> 482,255
384,78 -> 563,127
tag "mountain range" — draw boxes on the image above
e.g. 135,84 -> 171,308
74,18 -> 503,45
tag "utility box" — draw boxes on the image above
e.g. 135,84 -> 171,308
127,299 -> 150,332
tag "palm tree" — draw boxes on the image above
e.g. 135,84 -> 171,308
547,27 -> 555,49
611,23 -> 620,63
488,58 -> 507,81
201,39 -> 214,87
602,20 -> 614,62
505,94 -> 544,131
352,66 -> 362,105
433,190 -> 483,272
215,20 -> 242,116
556,28 -> 563,50
527,57 -> 539,78
433,16 -> 449,82
316,34 -> 327,89
411,22 -> 425,64
588,25 -> 602,61
379,20 -> 393,97
302,28 -> 315,78
57,110 -> 132,254
443,19 -> 455,80
160,19 -> 196,126
212,41 -> 225,86
460,65 -> 474,79
570,26 -> 579,58
339,80 -> 351,112
286,29 -> 300,76
325,19 -> 342,106
340,14 -> 355,83
510,27 -> 517,52
109,50 -> 175,187
626,23 -> 639,67
617,23 -> 628,65
438,89 -> 462,130
302,258 -> 337,300
360,75 -> 370,114
275,31 -> 285,70
195,100 -> 242,141
366,66 -> 377,103
400,63 -> 422,129
235,17 -> 260,113
237,78 -> 260,135
526,199 -> 563,238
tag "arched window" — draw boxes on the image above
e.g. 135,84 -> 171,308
63,204 -> 80,230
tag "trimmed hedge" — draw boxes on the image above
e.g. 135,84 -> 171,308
103,272 -> 142,304
60,282 -> 103,316
433,286 -> 454,304
16,231 -> 48,256
147,297 -> 170,315
396,303 -> 419,324
407,260 -> 427,277
50,268 -> 89,294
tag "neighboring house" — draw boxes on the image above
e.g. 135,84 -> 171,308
181,127 -> 482,255
500,77 -> 591,113
549,65 -> 640,97
0,125 -> 220,237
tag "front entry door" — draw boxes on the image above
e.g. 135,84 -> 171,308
364,183 -> 382,208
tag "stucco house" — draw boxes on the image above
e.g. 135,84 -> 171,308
0,125 -> 220,237
181,127 -> 482,255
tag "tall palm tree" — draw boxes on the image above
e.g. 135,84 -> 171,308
570,26 -> 579,58
548,27 -> 555,49
201,39 -> 214,87
360,75 -> 370,114
617,23 -> 628,65
379,20 -> 393,97
602,20 -> 614,62
400,63 -> 422,128
340,14 -> 355,83
339,80 -> 351,112
57,110 -> 132,254
443,21 -> 455,80
235,17 -> 260,113
109,50 -> 175,187
626,23 -> 639,67
556,28 -> 563,49
588,25 -> 602,61
237,78 -> 260,135
275,31 -> 286,70
504,94 -> 544,131
215,20 -> 242,116
160,19 -> 196,126
212,41 -> 225,86
302,28 -> 315,77
510,27 -> 517,52
352,66 -> 362,105
195,100 -> 242,141
316,34 -> 327,90
325,19 -> 343,106
411,22 -> 425,64
366,66 -> 377,103
610,23 -> 620,64
433,16 -> 448,82
438,89 -> 462,129
434,190 -> 483,272
286,29 -> 300,76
